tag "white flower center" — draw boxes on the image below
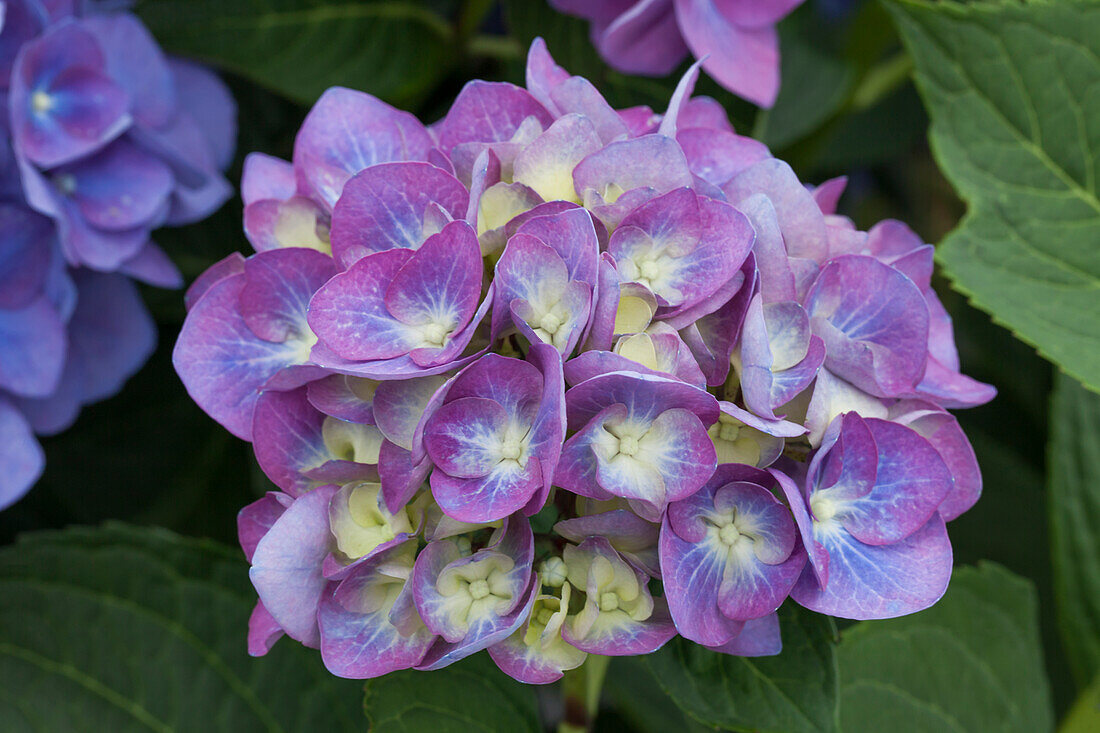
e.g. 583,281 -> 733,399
422,322 -> 449,346
599,592 -> 620,612
639,260 -> 660,282
468,579 -> 491,600
617,435 -> 640,456
31,91 -> 54,115
811,494 -> 839,522
539,312 -> 562,335
500,438 -> 522,461
718,423 -> 742,443
719,523 -> 742,546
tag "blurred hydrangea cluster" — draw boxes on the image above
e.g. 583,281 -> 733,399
549,0 -> 806,107
176,40 -> 994,682
0,0 -> 235,509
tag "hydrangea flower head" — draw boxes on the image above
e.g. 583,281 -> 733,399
549,0 -> 807,107
178,39 -> 993,683
0,0 -> 235,508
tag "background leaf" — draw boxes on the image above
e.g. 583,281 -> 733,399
645,603 -> 839,733
136,0 -> 455,108
362,652 -> 540,732
886,0 -> 1100,390
838,563 -> 1054,733
0,524 -> 363,732
754,5 -> 855,150
1048,374 -> 1100,687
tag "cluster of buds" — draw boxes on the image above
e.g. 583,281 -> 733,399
549,0 -> 806,107
0,0 -> 235,508
176,40 -> 993,682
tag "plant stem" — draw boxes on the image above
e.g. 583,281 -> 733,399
558,655 -> 611,733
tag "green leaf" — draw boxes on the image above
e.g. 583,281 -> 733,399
886,0 -> 1100,390
0,524 -> 363,731
645,603 -> 839,733
135,0 -> 454,107
603,656 -> 711,733
363,652 -> 540,732
838,563 -> 1054,733
1048,374 -> 1100,686
1060,673 -> 1100,733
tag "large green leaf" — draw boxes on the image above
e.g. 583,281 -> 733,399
886,0 -> 1100,390
645,603 -> 839,733
603,657 -> 711,733
362,652 -> 540,732
1048,374 -> 1100,687
838,563 -> 1054,732
0,524 -> 363,731
135,0 -> 454,107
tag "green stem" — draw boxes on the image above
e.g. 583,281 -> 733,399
558,655 -> 611,733
849,52 -> 914,111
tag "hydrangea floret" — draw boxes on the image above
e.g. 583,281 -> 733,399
176,39 -> 994,682
549,0 -> 807,107
0,0 -> 235,508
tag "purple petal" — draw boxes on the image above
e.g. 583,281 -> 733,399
724,159 -> 828,262
293,87 -> 433,208
573,135 -> 693,209
431,461 -> 542,523
308,248 -> 417,361
673,0 -> 781,107
425,396 -> 512,479
11,23 -> 131,167
790,513 -> 953,620
119,242 -> 182,288
436,81 -> 552,154
329,162 -> 468,266
609,188 -> 753,314
524,37 -> 572,114
238,492 -> 292,563
890,400 -> 981,521
678,128 -> 770,190
307,374 -> 376,424
184,252 -> 245,312
805,254 -> 929,397
174,272 -> 312,440
250,484 -> 338,647
318,544 -> 435,678
548,77 -> 630,144
837,418 -> 951,545
248,600 -> 286,657
812,176 -> 847,216
373,375 -> 448,451
0,293 -> 66,398
253,388 -> 377,495
598,0 -> 688,77
706,612 -> 781,656
241,152 -> 295,205
82,14 -> 174,128
243,196 -> 330,253
0,204 -> 53,309
565,370 -> 719,430
52,139 -> 173,231
240,246 -> 337,342
168,58 -> 237,171
0,398 -> 44,510
63,269 -> 156,404
513,114 -> 603,204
